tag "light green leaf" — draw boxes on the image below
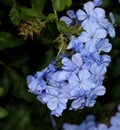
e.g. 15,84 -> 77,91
0,107 -> 8,118
52,0 -> 66,11
0,32 -> 23,50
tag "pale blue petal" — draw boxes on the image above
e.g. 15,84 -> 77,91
78,32 -> 91,42
107,23 -> 115,38
82,21 -> 98,35
110,117 -> 119,126
69,74 -> 79,86
94,29 -> 107,39
93,0 -> 102,6
63,123 -> 79,130
78,69 -> 91,81
109,12 -> 115,24
42,94 -> 53,103
96,39 -> 112,52
76,9 -> 87,21
47,100 -> 58,110
84,2 -> 95,14
98,124 -> 108,130
71,98 -> 85,109
48,88 -> 59,96
67,36 -> 75,49
28,78 -> 37,91
52,70 -> 71,81
62,57 -> 75,71
27,75 -> 34,84
81,81 -> 96,90
86,99 -> 96,107
85,40 -> 96,53
94,7 -> 105,19
92,86 -> 106,96
59,100 -> 67,110
86,115 -> 95,121
90,63 -> 107,76
102,54 -> 111,66
72,53 -> 83,68
60,16 -> 72,25
66,10 -> 76,19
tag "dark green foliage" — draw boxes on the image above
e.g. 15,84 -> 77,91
0,0 -> 120,130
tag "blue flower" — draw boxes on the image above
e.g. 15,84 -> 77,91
62,53 -> 83,72
67,36 -> 83,52
90,63 -> 107,85
76,1 -> 96,23
27,68 -> 47,95
68,69 -> 96,91
52,70 -> 71,81
60,10 -> 79,26
96,39 -> 112,53
41,89 -> 68,117
62,105 -> 120,130
110,112 -> 120,127
70,96 -> 86,110
46,80 -> 71,98
78,21 -> 107,52
62,123 -> 79,130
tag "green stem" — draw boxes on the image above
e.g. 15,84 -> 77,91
52,0 -> 58,20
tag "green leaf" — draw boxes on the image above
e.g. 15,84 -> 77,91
31,0 -> 47,12
0,87 -> 4,96
2,105 -> 33,130
56,20 -> 68,32
9,6 -> 20,25
0,32 -> 23,50
0,68 -> 10,96
20,7 -> 46,21
65,0 -> 72,7
0,107 -> 8,118
52,0 -> 66,11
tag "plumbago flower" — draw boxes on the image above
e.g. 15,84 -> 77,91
27,0 -> 115,117
62,104 -> 120,130
62,115 -> 109,130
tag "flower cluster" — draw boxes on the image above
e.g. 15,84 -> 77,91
62,105 -> 120,130
27,0 -> 115,117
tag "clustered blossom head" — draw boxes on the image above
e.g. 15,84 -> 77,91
27,0 -> 115,117
62,104 -> 120,130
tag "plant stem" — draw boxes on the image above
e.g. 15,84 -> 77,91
52,0 -> 58,20
50,114 -> 57,130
